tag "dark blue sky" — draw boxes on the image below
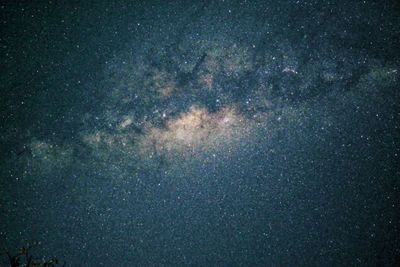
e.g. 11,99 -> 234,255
1,0 -> 399,266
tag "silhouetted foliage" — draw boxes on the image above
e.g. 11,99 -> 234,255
3,244 -> 63,267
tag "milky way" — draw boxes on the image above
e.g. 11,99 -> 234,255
1,1 -> 399,266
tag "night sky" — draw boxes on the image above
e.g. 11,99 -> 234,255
1,0 -> 399,266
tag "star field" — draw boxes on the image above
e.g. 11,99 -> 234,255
1,0 -> 399,266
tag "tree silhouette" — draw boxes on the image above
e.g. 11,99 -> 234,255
3,244 -> 63,267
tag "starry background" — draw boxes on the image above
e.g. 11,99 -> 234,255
1,0 -> 399,266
